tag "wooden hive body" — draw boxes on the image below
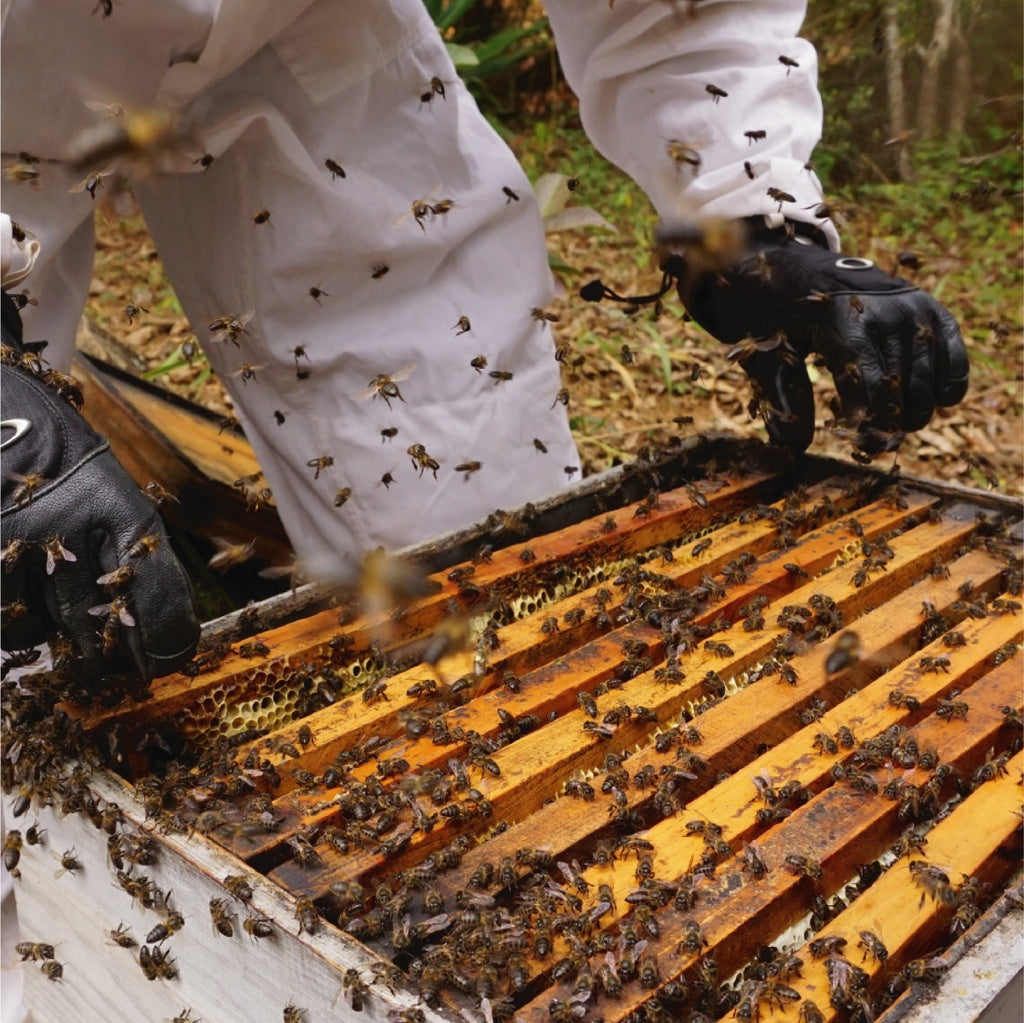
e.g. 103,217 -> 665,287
5,438 -> 1022,1023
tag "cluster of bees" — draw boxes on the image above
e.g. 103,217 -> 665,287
3,451 -> 1022,1022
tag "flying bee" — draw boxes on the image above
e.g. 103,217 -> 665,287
306,455 -> 334,479
620,343 -> 634,364
453,315 -> 471,335
502,185 -> 520,203
551,387 -> 570,408
826,631 -> 860,674
909,860 -> 956,908
7,472 -> 46,508
208,537 -> 256,571
354,363 -> 415,408
97,564 -> 135,589
43,536 -> 77,575
371,263 -> 389,279
380,427 -> 398,443
665,138 -> 704,170
253,209 -> 271,224
407,443 -> 440,479
88,597 -> 135,655
745,129 -> 767,143
127,533 -> 161,559
69,168 -> 114,199
4,162 -> 41,186
778,54 -> 800,73
489,370 -> 513,383
420,76 -> 449,103
726,332 -> 786,363
123,302 -> 147,324
531,307 -> 560,327
232,362 -> 265,384
324,158 -> 345,179
470,355 -> 487,373
767,187 -> 796,210
705,83 -> 728,102
208,312 -> 253,346
454,460 -> 481,479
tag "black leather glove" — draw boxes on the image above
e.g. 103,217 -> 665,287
671,220 -> 969,453
1,292 -> 199,681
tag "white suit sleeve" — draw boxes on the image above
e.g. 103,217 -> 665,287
545,0 -> 839,247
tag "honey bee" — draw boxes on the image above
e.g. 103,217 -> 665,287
294,896 -> 319,935
531,307 -> 560,325
355,364 -> 416,408
551,387 -> 570,408
208,312 -> 253,346
208,537 -> 256,571
70,168 -> 114,199
909,860 -> 957,908
470,355 -> 487,373
40,960 -> 63,981
745,129 -> 767,143
489,369 -> 513,383
783,853 -> 823,882
778,54 -> 800,74
4,162 -> 41,185
335,486 -> 353,506
108,923 -> 137,948
53,847 -> 82,879
371,263 -> 390,279
324,158 -> 345,179
825,630 -> 860,674
43,537 -> 77,575
16,942 -> 55,961
454,460 -> 481,479
283,1006 -> 308,1023
665,139 -> 703,170
253,209 -> 271,224
146,905 -> 185,943
502,186 -> 520,203
705,83 -> 728,102
420,76 -> 448,103
232,362 -> 266,384
306,455 -> 334,479
8,472 -> 46,508
142,481 -> 178,508
243,915 -> 275,941
857,928 -> 888,965
88,596 -> 135,655
407,443 -> 440,479
452,315 -> 471,335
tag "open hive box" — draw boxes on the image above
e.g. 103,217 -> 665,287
4,435 -> 1022,1023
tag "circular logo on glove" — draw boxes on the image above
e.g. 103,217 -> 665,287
0,418 -> 31,451
835,257 -> 875,270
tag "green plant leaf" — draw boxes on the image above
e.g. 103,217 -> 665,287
445,42 -> 479,69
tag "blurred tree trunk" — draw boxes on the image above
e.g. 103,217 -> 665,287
884,0 -> 914,182
916,0 -> 956,137
947,12 -> 971,134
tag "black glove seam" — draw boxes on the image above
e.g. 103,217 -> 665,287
2,440 -> 113,518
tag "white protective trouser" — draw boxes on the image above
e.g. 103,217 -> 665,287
0,0 -> 831,575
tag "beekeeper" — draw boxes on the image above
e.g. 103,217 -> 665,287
0,0 -> 967,682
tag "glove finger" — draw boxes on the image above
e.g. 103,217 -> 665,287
932,303 -> 969,407
743,350 -> 815,452
124,535 -> 200,679
902,308 -> 940,433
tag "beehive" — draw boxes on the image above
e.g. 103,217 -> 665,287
4,435 -> 1022,1023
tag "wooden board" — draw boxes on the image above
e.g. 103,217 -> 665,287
5,441 -> 1022,1023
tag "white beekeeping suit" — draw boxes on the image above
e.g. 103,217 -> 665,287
0,0 -> 830,576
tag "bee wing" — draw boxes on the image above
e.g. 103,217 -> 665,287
231,363 -> 267,376
88,603 -> 112,617
117,606 -> 136,627
350,380 -> 379,401
96,568 -> 124,586
390,362 -> 416,383
84,99 -> 125,119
